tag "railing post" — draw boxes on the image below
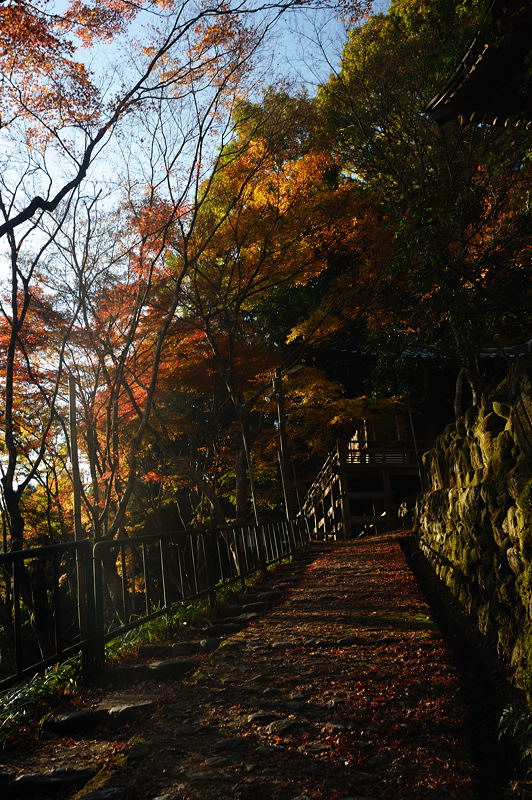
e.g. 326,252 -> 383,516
159,537 -> 169,611
381,469 -> 395,532
255,522 -> 268,574
287,519 -> 297,555
12,556 -> 23,680
336,439 -> 352,540
204,529 -> 218,609
80,541 -> 98,679
312,502 -> 318,539
92,546 -> 105,670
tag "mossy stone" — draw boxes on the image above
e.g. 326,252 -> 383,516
416,357 -> 531,705
493,400 -> 512,420
481,411 -> 506,434
506,545 -> 525,577
517,478 -> 532,513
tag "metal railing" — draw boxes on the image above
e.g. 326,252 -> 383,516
0,517 -> 310,691
0,541 -> 94,689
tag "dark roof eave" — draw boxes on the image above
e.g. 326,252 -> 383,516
424,0 -> 532,127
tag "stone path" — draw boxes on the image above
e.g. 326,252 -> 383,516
1,534 -> 512,799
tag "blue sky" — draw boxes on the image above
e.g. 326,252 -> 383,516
272,1 -> 391,94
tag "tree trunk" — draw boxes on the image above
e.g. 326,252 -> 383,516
2,483 -> 24,551
235,445 -> 250,525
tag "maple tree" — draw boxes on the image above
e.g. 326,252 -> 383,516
4,0 -> 528,546
95,82 -> 415,528
157,91 -> 373,522
0,2 -> 293,546
0,0 -> 375,547
0,234 -> 78,549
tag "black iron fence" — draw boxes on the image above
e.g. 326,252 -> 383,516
0,518 -> 310,691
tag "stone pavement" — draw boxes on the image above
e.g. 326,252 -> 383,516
70,533 -> 492,800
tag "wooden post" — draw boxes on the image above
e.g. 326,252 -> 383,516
312,501 -> 318,539
381,469 -> 395,532
204,529 -> 218,609
336,440 -> 351,539
69,376 -> 83,542
69,377 -> 96,676
273,369 -> 296,521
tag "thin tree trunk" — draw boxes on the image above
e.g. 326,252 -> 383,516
235,445 -> 250,525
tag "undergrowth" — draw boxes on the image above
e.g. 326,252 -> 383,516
0,560 -> 290,749
0,657 -> 81,749
105,565 -> 273,662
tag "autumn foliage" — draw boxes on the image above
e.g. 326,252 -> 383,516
0,0 -> 529,546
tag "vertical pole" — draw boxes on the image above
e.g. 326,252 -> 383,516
69,376 -> 83,542
291,458 -> 302,515
13,555 -> 23,678
51,552 -> 62,656
204,530 -> 218,609
337,440 -> 351,539
286,519 -> 297,555
382,469 -> 394,532
69,377 -> 93,677
92,547 -> 105,669
238,424 -> 260,527
141,542 -> 149,615
121,545 -> 130,622
159,538 -> 168,611
85,543 -> 97,669
273,369 -> 295,521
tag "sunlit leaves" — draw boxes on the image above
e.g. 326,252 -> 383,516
313,0 -> 532,383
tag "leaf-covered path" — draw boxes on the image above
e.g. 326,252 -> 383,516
75,533 -> 486,800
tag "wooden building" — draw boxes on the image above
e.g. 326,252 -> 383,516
302,424 -> 425,539
425,0 -> 532,128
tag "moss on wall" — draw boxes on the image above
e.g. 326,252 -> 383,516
414,356 -> 532,703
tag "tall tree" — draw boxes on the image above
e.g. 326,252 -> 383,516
0,0 -> 319,547
165,91 -> 368,520
315,0 -> 531,388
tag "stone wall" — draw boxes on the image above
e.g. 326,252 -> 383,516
414,356 -> 532,702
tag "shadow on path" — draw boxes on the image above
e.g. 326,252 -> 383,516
73,533 -> 515,800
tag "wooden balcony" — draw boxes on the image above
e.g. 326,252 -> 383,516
343,439 -> 424,467
302,439 -> 425,540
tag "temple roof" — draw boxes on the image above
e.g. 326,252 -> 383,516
425,0 -> 532,128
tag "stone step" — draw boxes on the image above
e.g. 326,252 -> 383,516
108,700 -> 158,725
199,621 -> 242,637
231,611 -> 261,623
5,767 -> 96,795
75,789 -> 131,800
136,643 -> 174,659
255,590 -> 284,601
240,601 -> 273,613
197,637 -> 222,653
108,656 -> 199,684
43,708 -> 109,733
171,640 -> 204,656
233,592 -> 260,604
214,604 -> 246,617
270,578 -> 299,586
43,699 -> 159,734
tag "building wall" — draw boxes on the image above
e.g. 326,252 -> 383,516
414,356 -> 532,702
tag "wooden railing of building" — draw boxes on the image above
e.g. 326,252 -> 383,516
302,439 -> 425,540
